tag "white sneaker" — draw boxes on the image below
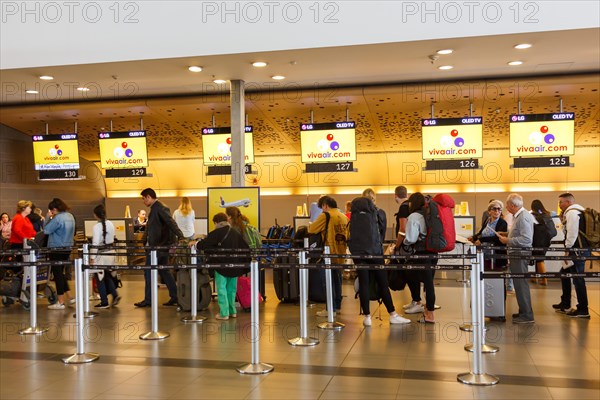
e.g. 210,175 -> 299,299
316,309 -> 335,317
405,303 -> 424,314
68,298 -> 76,305
403,301 -> 418,310
363,316 -> 372,327
48,303 -> 65,310
390,314 -> 411,324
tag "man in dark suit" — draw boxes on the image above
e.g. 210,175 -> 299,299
134,188 -> 184,307
498,193 -> 535,324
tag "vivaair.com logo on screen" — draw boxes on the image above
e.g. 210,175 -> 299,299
426,126 -> 476,157
44,143 -> 69,161
513,116 -> 567,154
305,131 -> 351,160
206,136 -> 249,162
100,136 -> 143,165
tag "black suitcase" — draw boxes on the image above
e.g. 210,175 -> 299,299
273,256 -> 300,302
177,268 -> 212,311
308,269 -> 327,303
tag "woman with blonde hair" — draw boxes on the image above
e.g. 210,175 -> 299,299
173,197 -> 195,239
9,201 -> 36,253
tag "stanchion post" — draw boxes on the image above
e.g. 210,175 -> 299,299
140,250 -> 170,340
288,239 -> 320,346
62,258 -> 99,363
181,246 -> 206,323
457,249 -> 499,385
460,245 -> 476,332
82,244 -> 98,319
237,259 -> 274,374
318,246 -> 344,331
19,249 -> 48,335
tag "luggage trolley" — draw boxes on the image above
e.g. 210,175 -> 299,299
0,241 -> 57,310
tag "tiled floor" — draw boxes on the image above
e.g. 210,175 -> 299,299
1,271 -> 598,399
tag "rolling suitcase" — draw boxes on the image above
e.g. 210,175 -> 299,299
484,271 -> 506,320
177,268 -> 212,311
272,256 -> 300,302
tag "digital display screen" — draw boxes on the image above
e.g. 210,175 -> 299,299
509,113 -> 575,157
421,117 -> 483,160
32,134 -> 80,171
98,131 -> 149,169
300,121 -> 357,164
201,126 -> 254,166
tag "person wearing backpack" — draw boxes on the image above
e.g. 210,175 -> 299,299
196,212 -> 249,320
348,195 -> 410,327
497,193 -> 535,324
308,195 -> 348,317
530,200 -> 557,286
401,192 -> 438,323
554,193 -> 590,318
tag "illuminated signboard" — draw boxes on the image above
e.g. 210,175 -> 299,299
300,121 -> 357,164
421,117 -> 483,160
201,126 -> 255,166
98,131 -> 149,169
32,134 -> 80,171
509,113 -> 575,157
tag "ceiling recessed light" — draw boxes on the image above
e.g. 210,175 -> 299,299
272,75 -> 285,80
25,90 -> 38,94
438,65 -> 453,70
514,43 -> 532,49
77,87 -> 90,91
436,49 -> 453,55
508,61 -> 523,66
39,75 -> 54,80
213,79 -> 227,84
188,66 -> 203,72
252,61 -> 268,67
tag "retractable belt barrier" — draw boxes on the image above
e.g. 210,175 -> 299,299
5,242 -> 597,382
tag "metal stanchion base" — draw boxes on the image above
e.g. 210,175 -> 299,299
139,331 -> 170,340
19,326 -> 49,335
181,315 -> 206,323
457,372 -> 499,386
62,352 -> 99,364
288,337 -> 319,346
317,321 -> 345,331
460,324 -> 488,333
236,362 -> 274,375
464,343 -> 500,353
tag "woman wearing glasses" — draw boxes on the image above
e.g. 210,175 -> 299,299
470,200 -> 508,271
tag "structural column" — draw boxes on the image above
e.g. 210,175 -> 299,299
230,79 -> 245,187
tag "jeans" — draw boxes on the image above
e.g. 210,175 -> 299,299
95,273 -> 117,304
560,251 -> 589,311
143,252 -> 178,304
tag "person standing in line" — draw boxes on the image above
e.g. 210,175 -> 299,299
27,206 -> 45,233
530,199 -> 556,286
196,212 -> 249,320
1,212 -> 12,246
89,205 -> 121,309
350,194 -> 410,327
497,193 -> 535,324
344,201 -> 352,220
309,195 -> 349,317
133,209 -> 147,233
401,192 -> 439,323
44,198 -> 76,310
173,197 -> 195,240
393,185 -> 422,314
553,193 -> 590,318
134,188 -> 184,308
9,201 -> 37,263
